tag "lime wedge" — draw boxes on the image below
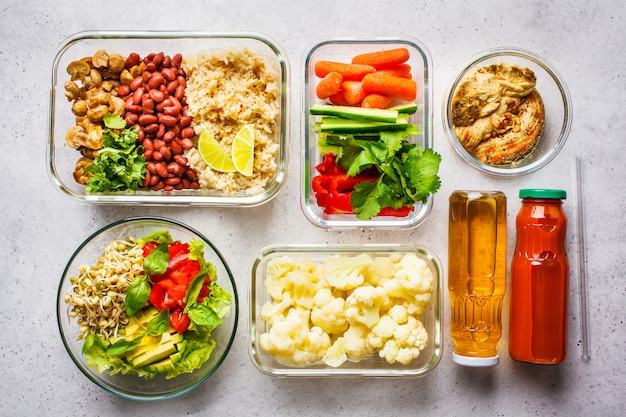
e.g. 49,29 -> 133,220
197,130 -> 237,173
232,124 -> 255,177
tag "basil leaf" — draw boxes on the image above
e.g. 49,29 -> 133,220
81,334 -> 107,355
136,230 -> 173,246
145,310 -> 170,336
125,275 -> 151,317
186,304 -> 222,327
184,271 -> 207,308
143,242 -> 170,275
106,336 -> 143,356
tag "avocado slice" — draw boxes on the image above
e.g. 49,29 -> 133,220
127,331 -> 185,368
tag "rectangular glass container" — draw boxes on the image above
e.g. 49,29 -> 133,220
249,244 -> 442,377
301,37 -> 433,229
48,31 -> 289,206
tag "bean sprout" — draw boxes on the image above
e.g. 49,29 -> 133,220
65,238 -> 144,341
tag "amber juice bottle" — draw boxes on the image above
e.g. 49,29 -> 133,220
448,191 -> 507,366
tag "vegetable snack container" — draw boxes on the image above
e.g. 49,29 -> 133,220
48,31 -> 289,206
442,47 -> 572,177
249,244 -> 443,377
57,217 -> 238,400
301,37 -> 434,229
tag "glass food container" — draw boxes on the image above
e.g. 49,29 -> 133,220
48,31 -> 289,206
249,244 -> 442,377
301,37 -> 434,229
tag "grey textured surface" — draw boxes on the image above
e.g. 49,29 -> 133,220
1,0 -> 624,415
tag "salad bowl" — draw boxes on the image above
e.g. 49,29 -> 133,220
56,217 -> 238,400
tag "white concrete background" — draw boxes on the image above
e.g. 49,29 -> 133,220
1,0 -> 624,415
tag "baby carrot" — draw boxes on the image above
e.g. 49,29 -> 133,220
361,93 -> 394,109
375,63 -> 413,79
314,60 -> 376,81
341,81 -> 367,106
316,72 -> 343,99
351,48 -> 410,69
362,72 -> 417,101
328,91 -> 351,106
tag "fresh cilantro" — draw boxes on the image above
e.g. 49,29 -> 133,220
84,114 -> 146,193
336,132 -> 441,220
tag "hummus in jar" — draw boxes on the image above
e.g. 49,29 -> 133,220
450,63 -> 544,165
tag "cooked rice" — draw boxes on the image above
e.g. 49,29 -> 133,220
183,49 -> 281,194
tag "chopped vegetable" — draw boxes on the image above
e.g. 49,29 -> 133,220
361,93 -> 394,109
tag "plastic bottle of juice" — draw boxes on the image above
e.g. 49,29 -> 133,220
509,189 -> 569,364
448,191 -> 507,367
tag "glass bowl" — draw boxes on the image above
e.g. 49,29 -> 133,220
48,31 -> 289,206
301,37 -> 434,229
56,217 -> 238,400
249,244 -> 442,377
442,47 -> 572,177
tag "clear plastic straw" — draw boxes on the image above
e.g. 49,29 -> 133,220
576,156 -> 590,360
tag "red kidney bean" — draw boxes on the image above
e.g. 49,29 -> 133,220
118,84 -> 131,96
176,75 -> 186,88
148,74 -> 165,89
153,52 -> 164,68
143,171 -> 152,188
145,62 -> 156,73
125,113 -> 138,125
166,80 -> 178,94
132,87 -> 144,105
167,161 -> 181,174
149,89 -> 164,103
142,97 -> 155,111
180,138 -> 194,150
174,85 -> 185,101
163,131 -> 176,142
127,104 -> 143,114
158,114 -> 177,127
153,180 -> 165,191
125,53 -> 141,68
144,149 -> 153,160
154,162 -> 168,178
163,55 -> 171,68
172,54 -> 182,67
143,138 -> 154,151
181,127 -> 195,139
174,154 -> 187,166
185,169 -> 197,180
144,123 -> 159,134
139,114 -> 158,126
162,67 -> 176,81
152,151 -> 163,161
160,146 -> 171,160
165,177 -> 181,186
129,76 -> 143,91
147,161 -> 156,174
179,116 -> 192,128
164,105 -> 180,117
170,139 -> 182,154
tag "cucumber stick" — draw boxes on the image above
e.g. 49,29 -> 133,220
316,113 -> 410,133
310,104 -> 399,123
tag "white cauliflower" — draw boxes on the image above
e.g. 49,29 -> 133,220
365,255 -> 400,285
322,253 -> 374,290
368,305 -> 429,365
264,256 -> 328,309
323,337 -> 348,368
311,288 -> 349,335
259,307 -> 331,365
345,285 -> 389,329
260,294 -> 293,325
380,253 -> 434,314
343,323 -> 374,361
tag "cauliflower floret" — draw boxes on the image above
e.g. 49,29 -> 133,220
345,285 -> 389,329
381,253 -> 434,314
323,337 -> 348,368
265,256 -> 327,309
311,288 -> 349,335
259,307 -> 331,365
260,294 -> 293,325
365,255 -> 400,286
343,323 -> 374,361
374,315 -> 429,365
323,253 -> 374,291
